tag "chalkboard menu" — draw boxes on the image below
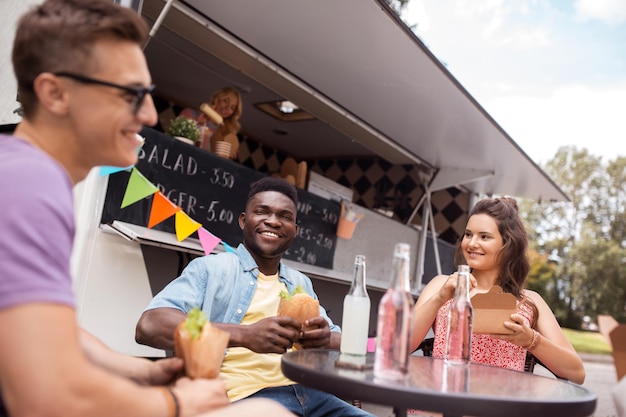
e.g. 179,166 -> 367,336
101,128 -> 340,268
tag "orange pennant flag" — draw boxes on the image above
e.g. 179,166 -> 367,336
175,211 -> 202,241
148,191 -> 181,228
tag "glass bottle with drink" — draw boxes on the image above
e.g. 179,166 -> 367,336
442,363 -> 470,393
340,255 -> 370,356
374,243 -> 414,381
444,264 -> 474,366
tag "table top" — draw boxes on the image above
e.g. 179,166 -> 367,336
281,349 -> 597,417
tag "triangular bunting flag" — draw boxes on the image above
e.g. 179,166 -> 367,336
175,211 -> 202,241
222,241 -> 237,253
121,168 -> 158,208
198,227 -> 221,255
148,191 -> 181,228
99,165 -> 132,176
99,136 -> 144,176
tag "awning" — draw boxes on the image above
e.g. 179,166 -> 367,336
141,0 -> 569,202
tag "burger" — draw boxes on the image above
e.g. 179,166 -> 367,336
174,307 -> 229,378
278,285 -> 320,349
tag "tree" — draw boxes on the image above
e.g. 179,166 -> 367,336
523,146 -> 603,327
525,248 -> 569,321
523,146 -> 626,326
571,231 -> 626,322
384,0 -> 411,15
604,157 -> 626,246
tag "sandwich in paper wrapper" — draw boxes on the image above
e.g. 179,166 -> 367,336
174,307 -> 229,378
278,285 -> 319,349
471,286 -> 517,335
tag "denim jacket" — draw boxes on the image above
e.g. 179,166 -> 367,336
145,243 -> 340,332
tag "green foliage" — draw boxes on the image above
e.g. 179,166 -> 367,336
383,0 -> 419,32
605,156 -> 626,244
525,249 -> 569,319
384,0 -> 410,15
562,328 -> 611,355
523,146 -> 626,326
525,249 -> 552,297
572,235 -> 626,323
167,116 -> 201,142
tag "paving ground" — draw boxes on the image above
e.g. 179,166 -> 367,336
575,353 -> 618,417
361,353 -> 619,417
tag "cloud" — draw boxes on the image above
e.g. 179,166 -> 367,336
402,0 -> 626,163
497,27 -> 552,49
485,83 -> 626,163
575,0 -> 626,25
407,0 -> 553,52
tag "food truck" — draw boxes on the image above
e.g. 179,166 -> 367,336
1,0 -> 567,357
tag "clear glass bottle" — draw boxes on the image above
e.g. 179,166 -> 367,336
442,363 -> 470,393
374,243 -> 415,381
340,255 -> 371,356
444,264 -> 474,366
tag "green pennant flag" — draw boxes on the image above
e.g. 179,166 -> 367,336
121,168 -> 158,208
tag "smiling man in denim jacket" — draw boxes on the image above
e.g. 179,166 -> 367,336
136,176 -> 372,417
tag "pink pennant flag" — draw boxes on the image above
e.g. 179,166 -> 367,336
198,227 -> 221,255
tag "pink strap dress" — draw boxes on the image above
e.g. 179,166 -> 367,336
432,298 -> 534,371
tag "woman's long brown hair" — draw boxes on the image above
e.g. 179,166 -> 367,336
454,197 -> 538,326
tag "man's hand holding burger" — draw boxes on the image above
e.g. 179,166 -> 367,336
277,286 -> 340,350
222,285 -> 339,353
298,316 -> 335,349
242,316 -> 302,354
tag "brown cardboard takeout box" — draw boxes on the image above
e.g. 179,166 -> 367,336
598,315 -> 626,381
471,286 -> 516,334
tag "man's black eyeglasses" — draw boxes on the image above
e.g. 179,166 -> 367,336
54,72 -> 155,115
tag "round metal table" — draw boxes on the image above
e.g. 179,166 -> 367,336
281,349 -> 597,417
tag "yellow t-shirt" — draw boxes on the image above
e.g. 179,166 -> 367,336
220,272 -> 295,401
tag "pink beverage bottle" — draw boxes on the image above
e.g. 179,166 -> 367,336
444,265 -> 473,366
442,363 -> 470,393
374,243 -> 414,381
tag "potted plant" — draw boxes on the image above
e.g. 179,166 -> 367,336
167,116 -> 201,145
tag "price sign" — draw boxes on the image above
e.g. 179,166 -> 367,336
102,127 -> 339,268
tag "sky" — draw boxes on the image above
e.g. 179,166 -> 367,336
400,0 -> 626,165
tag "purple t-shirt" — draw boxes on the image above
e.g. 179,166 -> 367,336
0,135 -> 75,310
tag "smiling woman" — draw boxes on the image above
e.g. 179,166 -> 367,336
410,196 -> 586,384
177,86 -> 242,158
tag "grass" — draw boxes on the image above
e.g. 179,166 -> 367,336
562,328 -> 612,355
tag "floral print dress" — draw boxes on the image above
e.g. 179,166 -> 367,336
432,297 -> 534,371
